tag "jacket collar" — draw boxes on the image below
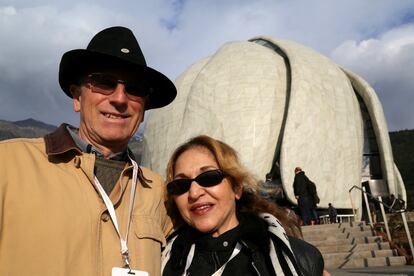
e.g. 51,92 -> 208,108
168,212 -> 271,268
44,124 -> 134,161
44,123 -> 82,156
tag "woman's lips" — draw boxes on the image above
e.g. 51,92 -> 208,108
190,203 -> 213,215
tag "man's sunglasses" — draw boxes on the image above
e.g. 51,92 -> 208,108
167,169 -> 225,195
82,73 -> 152,101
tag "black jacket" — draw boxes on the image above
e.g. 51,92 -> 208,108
162,213 -> 324,276
293,171 -> 311,198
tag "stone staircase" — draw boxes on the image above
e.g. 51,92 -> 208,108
302,221 -> 407,269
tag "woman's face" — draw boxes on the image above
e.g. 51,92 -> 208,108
172,147 -> 242,237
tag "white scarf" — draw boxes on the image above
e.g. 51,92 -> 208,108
161,213 -> 300,276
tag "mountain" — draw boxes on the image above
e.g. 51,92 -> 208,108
0,118 -> 143,159
13,118 -> 57,130
0,118 -> 57,139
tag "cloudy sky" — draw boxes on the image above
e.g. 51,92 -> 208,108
0,0 -> 413,131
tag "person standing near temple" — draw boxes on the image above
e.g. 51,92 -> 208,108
328,203 -> 337,223
293,167 -> 317,225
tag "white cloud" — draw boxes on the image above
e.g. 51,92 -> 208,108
0,2 -> 176,125
331,24 -> 414,130
0,6 -> 16,15
332,24 -> 414,80
0,0 -> 413,130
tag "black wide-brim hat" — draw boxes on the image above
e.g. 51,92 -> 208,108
59,26 -> 177,110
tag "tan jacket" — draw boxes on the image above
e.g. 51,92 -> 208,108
0,124 -> 172,276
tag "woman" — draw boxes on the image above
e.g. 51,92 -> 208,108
162,135 -> 325,276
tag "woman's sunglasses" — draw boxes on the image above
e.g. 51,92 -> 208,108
82,73 -> 152,101
167,169 -> 225,195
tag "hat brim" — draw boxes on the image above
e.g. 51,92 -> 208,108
59,49 -> 177,110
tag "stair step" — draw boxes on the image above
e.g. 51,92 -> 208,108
303,230 -> 374,241
301,225 -> 363,233
301,222 -> 407,270
345,226 -> 372,232
322,249 -> 398,260
325,256 -> 407,269
308,236 -> 383,247
301,224 -> 343,230
303,233 -> 346,241
301,223 -> 371,232
317,242 -> 390,253
301,222 -> 369,230
350,221 -> 368,227
301,224 -> 371,232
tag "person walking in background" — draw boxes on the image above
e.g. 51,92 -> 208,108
308,177 -> 320,224
259,173 -> 274,201
259,172 -> 285,204
328,203 -> 337,223
369,201 -> 377,223
293,167 -> 317,225
0,26 -> 176,275
389,193 -> 405,211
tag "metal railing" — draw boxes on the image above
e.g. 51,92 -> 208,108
319,214 -> 355,224
349,185 -> 413,257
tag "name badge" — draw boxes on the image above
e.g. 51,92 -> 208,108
112,267 -> 149,276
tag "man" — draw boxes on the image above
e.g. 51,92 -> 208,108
0,26 -> 176,276
328,203 -> 337,223
293,167 -> 318,225
259,172 -> 285,205
389,193 -> 405,211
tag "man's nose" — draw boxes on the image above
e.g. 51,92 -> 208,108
109,83 -> 129,103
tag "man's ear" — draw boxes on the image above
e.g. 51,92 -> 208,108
70,85 -> 81,113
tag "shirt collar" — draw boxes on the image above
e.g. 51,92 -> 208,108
66,125 -> 129,161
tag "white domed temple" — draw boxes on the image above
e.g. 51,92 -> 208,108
142,36 -> 407,212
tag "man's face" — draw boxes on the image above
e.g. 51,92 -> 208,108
71,69 -> 146,154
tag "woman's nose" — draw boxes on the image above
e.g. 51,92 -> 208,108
188,181 -> 205,199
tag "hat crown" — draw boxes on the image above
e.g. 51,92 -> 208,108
87,26 -> 146,66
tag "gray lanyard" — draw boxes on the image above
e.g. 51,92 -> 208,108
93,157 -> 138,269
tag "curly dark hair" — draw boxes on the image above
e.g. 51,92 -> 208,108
165,135 -> 302,238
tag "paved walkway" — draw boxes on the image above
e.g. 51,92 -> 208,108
329,265 -> 414,276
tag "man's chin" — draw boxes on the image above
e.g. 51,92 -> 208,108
101,135 -> 131,148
